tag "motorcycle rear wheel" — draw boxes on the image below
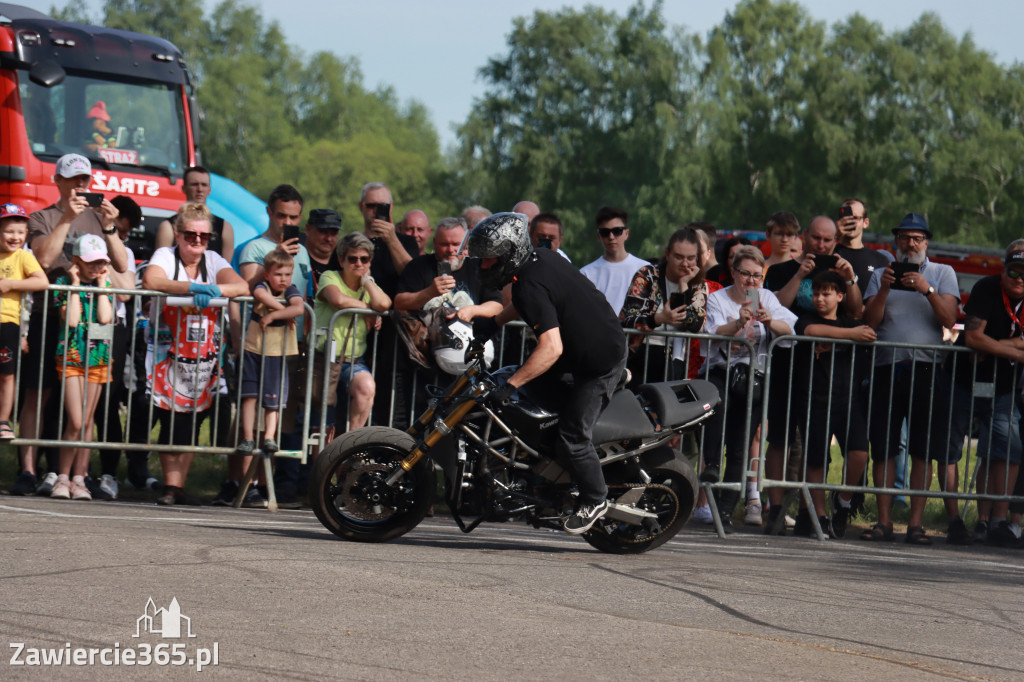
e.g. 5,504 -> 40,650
584,458 -> 698,555
311,426 -> 433,543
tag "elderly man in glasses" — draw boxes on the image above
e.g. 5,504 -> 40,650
861,213 -> 965,546
760,215 -> 862,534
945,241 -> 1024,547
580,206 -> 649,315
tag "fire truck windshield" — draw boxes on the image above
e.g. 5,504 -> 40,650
19,70 -> 188,175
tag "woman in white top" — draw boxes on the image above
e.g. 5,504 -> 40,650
701,245 -> 797,527
142,203 -> 248,505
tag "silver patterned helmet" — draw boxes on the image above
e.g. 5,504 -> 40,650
465,212 -> 533,290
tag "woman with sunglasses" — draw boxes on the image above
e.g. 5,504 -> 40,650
312,232 -> 390,433
142,203 -> 248,505
700,245 -> 797,528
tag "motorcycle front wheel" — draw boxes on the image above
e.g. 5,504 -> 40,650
310,426 -> 434,543
584,457 -> 698,555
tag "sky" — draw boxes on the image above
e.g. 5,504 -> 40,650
26,0 -> 1024,150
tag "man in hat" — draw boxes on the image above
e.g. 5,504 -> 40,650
861,213 -> 966,545
305,208 -> 343,298
945,240 -> 1024,546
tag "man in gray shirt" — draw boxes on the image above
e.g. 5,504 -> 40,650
861,213 -> 965,545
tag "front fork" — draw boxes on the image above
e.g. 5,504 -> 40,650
385,368 -> 485,486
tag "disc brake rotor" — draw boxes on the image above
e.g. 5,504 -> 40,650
335,458 -> 400,521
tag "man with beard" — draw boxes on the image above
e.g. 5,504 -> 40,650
861,213 -> 962,545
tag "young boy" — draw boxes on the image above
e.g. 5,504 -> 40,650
0,204 -> 49,493
793,271 -> 876,538
239,250 -> 304,456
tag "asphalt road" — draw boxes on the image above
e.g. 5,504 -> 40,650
1,497 -> 1022,681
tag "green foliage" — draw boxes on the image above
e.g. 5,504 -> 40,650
81,0 -> 454,231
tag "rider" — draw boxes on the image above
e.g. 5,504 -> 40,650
468,213 -> 628,534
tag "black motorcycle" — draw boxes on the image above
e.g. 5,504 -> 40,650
311,346 -> 720,554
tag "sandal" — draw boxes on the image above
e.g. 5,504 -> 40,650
905,525 -> 933,546
859,522 -> 894,542
0,421 -> 14,440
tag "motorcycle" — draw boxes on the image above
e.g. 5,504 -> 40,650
310,344 -> 720,554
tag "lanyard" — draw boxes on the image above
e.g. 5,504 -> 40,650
1001,287 -> 1024,337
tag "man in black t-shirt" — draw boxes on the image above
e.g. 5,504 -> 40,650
834,197 -> 892,297
946,243 -> 1024,546
470,213 -> 628,535
304,208 -> 343,298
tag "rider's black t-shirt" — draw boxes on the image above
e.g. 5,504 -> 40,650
512,248 -> 626,377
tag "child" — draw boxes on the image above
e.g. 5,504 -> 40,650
793,271 -> 876,537
0,204 -> 48,463
239,249 -> 304,456
50,234 -> 115,500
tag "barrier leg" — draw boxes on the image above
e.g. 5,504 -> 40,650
262,453 -> 279,513
233,454 -> 261,509
802,486 -> 827,541
704,483 -> 728,539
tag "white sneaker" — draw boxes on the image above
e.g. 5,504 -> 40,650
784,514 -> 797,529
99,474 -> 119,500
693,503 -> 714,524
36,472 -> 58,495
744,501 -> 764,527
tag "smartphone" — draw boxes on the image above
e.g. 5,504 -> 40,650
745,288 -> 760,310
437,260 -> 452,276
374,203 -> 391,222
890,262 -> 920,291
812,254 -> 838,272
79,191 -> 103,208
537,237 -> 553,250
282,225 -> 299,242
838,205 -> 853,219
669,289 -> 694,310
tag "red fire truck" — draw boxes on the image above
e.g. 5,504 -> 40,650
0,3 -> 197,255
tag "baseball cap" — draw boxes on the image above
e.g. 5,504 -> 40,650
55,154 -> 92,179
891,213 -> 933,240
1005,250 -> 1024,267
308,208 -> 342,230
0,203 -> 28,221
72,234 -> 109,262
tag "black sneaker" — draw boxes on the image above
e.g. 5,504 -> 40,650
564,499 -> 610,535
793,507 -> 813,537
261,439 -> 278,455
829,491 -> 850,539
241,487 -> 268,509
972,520 -> 989,543
988,520 -> 1019,547
946,516 -> 972,546
9,472 -> 38,496
210,480 -> 240,506
85,476 -> 113,501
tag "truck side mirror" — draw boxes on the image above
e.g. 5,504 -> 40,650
29,60 -> 65,88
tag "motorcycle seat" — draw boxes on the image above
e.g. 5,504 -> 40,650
637,379 -> 719,429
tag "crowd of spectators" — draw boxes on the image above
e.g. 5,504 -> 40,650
3,154 -> 1024,548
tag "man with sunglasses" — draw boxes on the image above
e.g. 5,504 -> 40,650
861,213 -> 965,545
580,206 -> 649,315
944,241 -> 1024,547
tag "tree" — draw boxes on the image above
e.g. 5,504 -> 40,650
454,1 -> 701,261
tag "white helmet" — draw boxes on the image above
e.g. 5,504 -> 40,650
434,318 -> 493,375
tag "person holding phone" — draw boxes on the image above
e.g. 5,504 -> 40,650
861,213 -> 963,546
21,154 -> 129,496
619,227 -> 717,386
701,245 -> 797,529
834,198 -> 892,296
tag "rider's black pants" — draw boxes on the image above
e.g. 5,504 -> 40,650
556,351 -> 628,505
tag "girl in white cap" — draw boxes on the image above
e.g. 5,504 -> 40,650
49,234 -> 114,500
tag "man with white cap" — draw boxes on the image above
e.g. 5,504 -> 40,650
21,153 -> 129,494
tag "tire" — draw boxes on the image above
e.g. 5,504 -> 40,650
310,426 -> 433,543
584,455 -> 698,555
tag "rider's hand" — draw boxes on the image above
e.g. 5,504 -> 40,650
488,381 -> 515,407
